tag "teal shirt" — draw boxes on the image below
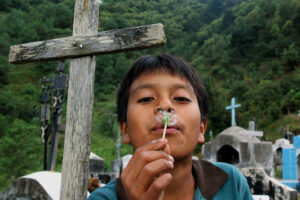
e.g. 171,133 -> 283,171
88,162 -> 253,200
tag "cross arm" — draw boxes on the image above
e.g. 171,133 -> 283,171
9,23 -> 166,64
239,130 -> 264,137
226,104 -> 241,110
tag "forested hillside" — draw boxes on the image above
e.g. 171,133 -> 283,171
0,0 -> 299,192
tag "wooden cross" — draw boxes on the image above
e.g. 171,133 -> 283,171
8,0 -> 166,199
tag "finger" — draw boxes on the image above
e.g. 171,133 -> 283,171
163,142 -> 171,155
123,139 -> 169,177
137,158 -> 174,191
121,139 -> 173,194
146,173 -> 172,200
143,138 -> 169,151
122,150 -> 174,188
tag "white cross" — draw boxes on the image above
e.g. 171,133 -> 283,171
226,97 -> 241,126
239,121 -> 264,164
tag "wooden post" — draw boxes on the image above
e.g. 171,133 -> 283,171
59,0 -> 99,199
8,1 -> 166,199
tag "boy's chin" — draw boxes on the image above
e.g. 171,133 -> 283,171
171,152 -> 194,162
168,146 -> 195,159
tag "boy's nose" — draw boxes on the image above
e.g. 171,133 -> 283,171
157,108 -> 173,113
155,98 -> 174,113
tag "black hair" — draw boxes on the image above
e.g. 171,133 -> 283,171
117,54 -> 208,122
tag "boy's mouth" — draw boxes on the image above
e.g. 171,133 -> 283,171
152,124 -> 179,135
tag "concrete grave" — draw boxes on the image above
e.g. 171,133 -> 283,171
281,136 -> 300,190
110,154 -> 133,180
273,139 -> 293,169
121,154 -> 132,170
0,171 -> 61,200
273,138 -> 293,156
1,152 -> 108,200
202,126 -> 274,176
241,167 -> 297,200
89,152 -> 105,176
252,195 -> 270,200
111,159 -> 122,180
89,152 -> 113,184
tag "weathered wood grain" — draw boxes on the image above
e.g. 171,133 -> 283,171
9,23 -> 165,64
59,0 -> 99,200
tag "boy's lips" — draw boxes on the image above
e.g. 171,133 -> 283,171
152,123 -> 179,135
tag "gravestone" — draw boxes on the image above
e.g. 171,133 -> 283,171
273,138 -> 293,169
273,138 -> 293,156
282,136 -> 300,191
110,154 -> 133,180
121,154 -> 133,170
89,152 -> 113,184
239,121 -> 264,164
241,167 -> 297,200
110,159 -> 122,180
89,152 -> 105,177
0,171 -> 61,200
252,195 -> 270,200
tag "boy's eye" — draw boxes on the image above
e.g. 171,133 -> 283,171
174,97 -> 191,103
137,97 -> 154,103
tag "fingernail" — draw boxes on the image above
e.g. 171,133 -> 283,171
168,155 -> 174,162
150,139 -> 165,144
150,139 -> 159,144
160,138 -> 167,142
157,139 -> 166,143
168,161 -> 174,168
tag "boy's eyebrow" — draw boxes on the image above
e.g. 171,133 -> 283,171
130,84 -> 154,97
130,83 -> 194,97
173,83 -> 194,91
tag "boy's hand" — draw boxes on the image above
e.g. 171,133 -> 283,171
121,139 -> 174,200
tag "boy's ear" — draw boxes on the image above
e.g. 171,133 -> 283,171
198,119 -> 207,144
120,121 -> 131,144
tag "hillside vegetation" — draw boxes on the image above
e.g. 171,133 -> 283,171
0,0 -> 299,192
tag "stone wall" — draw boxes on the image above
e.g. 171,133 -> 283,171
240,167 -> 297,200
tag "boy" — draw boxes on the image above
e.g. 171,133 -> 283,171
88,54 -> 253,200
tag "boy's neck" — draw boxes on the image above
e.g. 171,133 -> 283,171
164,155 -> 195,200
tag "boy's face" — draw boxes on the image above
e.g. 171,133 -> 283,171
120,71 -> 206,159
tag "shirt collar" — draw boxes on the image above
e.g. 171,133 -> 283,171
192,159 -> 229,200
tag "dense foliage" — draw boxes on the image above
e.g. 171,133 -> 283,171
0,0 -> 299,192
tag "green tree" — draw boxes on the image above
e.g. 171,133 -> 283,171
0,119 -> 42,192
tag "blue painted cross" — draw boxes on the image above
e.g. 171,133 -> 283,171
226,97 -> 241,127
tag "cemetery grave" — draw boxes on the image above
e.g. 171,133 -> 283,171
0,152 -> 133,200
202,98 -> 299,199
